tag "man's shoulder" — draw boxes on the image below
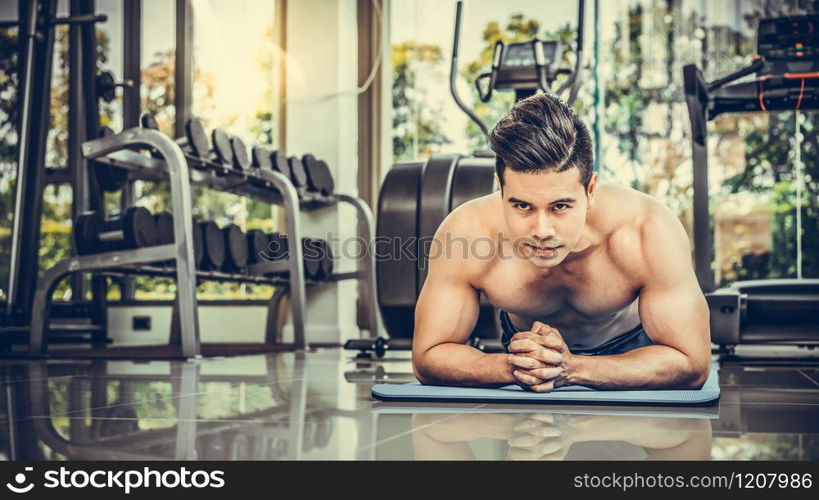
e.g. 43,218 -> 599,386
436,191 -> 500,239
430,192 -> 500,280
598,184 -> 686,278
595,182 -> 676,233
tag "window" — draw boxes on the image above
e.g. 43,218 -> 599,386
189,0 -> 282,299
141,0 -> 176,136
388,0 -> 819,283
0,2 -> 18,300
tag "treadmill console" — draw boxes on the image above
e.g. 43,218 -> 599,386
757,16 -> 819,75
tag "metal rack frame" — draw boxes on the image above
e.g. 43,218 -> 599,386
28,127 -> 381,357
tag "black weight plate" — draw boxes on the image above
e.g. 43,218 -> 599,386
417,154 -> 461,291
94,126 -> 129,192
246,229 -> 268,265
73,212 -> 103,255
306,238 -> 332,280
200,220 -> 226,270
317,238 -> 333,279
252,145 -> 273,170
301,154 -> 320,192
120,206 -> 156,248
270,150 -> 289,175
186,118 -> 210,159
376,161 -> 424,338
211,129 -> 233,165
302,238 -> 322,280
449,157 -> 497,211
153,211 -> 174,245
96,71 -> 116,102
312,159 -> 335,196
287,156 -> 308,188
267,232 -> 289,260
262,232 -> 288,277
230,136 -> 250,171
140,112 -> 160,130
222,223 -> 248,272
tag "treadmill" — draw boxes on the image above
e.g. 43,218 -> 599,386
683,15 -> 819,351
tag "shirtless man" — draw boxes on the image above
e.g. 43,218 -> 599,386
412,93 -> 711,391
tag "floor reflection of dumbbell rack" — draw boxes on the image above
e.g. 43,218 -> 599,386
27,127 -> 380,358
9,354 -> 331,460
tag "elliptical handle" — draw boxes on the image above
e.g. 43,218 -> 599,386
451,1 -> 491,140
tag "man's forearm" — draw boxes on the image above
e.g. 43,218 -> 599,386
414,343 -> 516,387
567,344 -> 708,390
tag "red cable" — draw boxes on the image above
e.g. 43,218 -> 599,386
758,79 -> 767,112
796,78 -> 806,110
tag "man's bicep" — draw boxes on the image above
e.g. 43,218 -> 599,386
413,261 -> 480,354
638,210 -> 710,358
639,279 -> 709,353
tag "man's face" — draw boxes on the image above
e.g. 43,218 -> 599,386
499,167 -> 596,270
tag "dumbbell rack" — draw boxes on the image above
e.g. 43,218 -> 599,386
28,127 -> 380,358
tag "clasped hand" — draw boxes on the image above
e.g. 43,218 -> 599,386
507,321 -> 574,392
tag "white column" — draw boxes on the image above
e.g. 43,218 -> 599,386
284,0 -> 359,343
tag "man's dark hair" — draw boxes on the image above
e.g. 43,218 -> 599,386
488,92 -> 594,191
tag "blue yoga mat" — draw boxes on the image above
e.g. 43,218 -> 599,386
372,362 -> 720,406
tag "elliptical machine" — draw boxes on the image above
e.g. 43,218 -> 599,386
683,15 -> 819,354
347,0 -> 585,358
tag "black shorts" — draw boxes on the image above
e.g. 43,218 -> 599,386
499,310 -> 654,356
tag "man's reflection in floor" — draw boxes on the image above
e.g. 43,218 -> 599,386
412,413 -> 713,460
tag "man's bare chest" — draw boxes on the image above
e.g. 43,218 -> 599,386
478,249 -> 639,324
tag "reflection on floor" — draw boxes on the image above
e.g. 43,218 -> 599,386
0,345 -> 818,460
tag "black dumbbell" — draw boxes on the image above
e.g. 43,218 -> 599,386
94,126 -> 129,192
258,233 -> 324,280
344,337 -> 413,358
287,156 -> 309,188
249,145 -> 278,186
73,207 -> 157,255
138,112 -> 167,159
258,232 -> 290,277
270,150 -> 290,176
301,238 -> 322,280
149,212 -> 207,269
222,223 -> 248,273
211,128 -> 234,166
140,112 -> 160,131
304,238 -> 333,280
252,145 -> 273,171
230,136 -> 251,172
181,117 -> 233,169
153,211 -> 174,245
185,117 -> 212,159
152,211 -> 173,266
267,232 -> 289,263
246,229 -> 269,265
301,154 -> 335,196
198,220 -> 226,271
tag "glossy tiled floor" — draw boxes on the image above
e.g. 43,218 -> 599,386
1,345 -> 818,460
